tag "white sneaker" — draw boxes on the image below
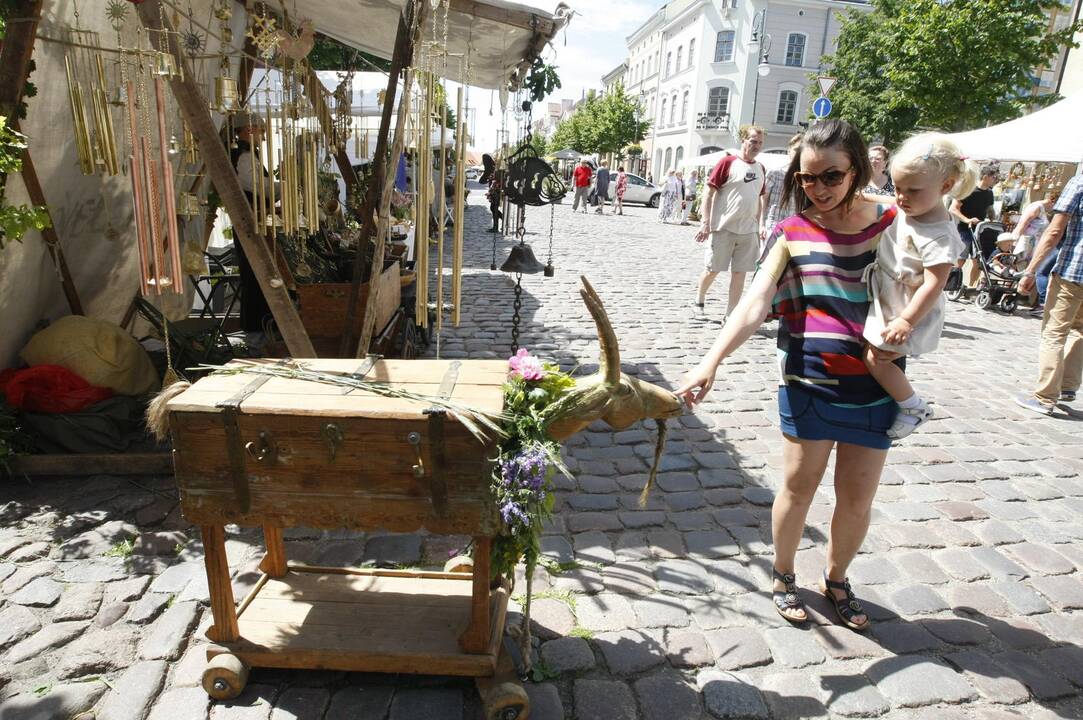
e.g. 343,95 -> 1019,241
887,398 -> 933,440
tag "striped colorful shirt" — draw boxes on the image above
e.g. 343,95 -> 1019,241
1053,174 -> 1083,285
760,207 -> 900,405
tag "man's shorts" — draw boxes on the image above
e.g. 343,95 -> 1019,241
706,229 -> 758,273
957,226 -> 976,261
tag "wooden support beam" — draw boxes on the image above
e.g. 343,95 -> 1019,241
8,452 -> 172,477
135,0 -> 316,358
339,3 -> 418,356
355,4 -> 425,357
0,0 -> 43,119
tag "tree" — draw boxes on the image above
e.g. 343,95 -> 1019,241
547,84 -> 649,155
819,0 -> 1080,145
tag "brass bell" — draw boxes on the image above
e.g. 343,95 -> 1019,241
213,76 -> 238,112
500,243 -> 545,274
154,52 -> 178,78
544,263 -> 555,277
178,192 -> 201,218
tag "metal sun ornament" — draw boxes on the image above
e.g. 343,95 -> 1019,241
106,0 -> 129,31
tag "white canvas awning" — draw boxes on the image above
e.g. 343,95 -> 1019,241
293,0 -> 568,90
680,150 -> 791,172
944,95 -> 1083,164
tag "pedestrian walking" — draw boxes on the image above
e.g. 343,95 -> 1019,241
760,133 -> 803,246
677,119 -> 900,632
658,169 -> 680,223
680,170 -> 699,225
950,165 -> 998,289
693,125 -> 766,321
1015,173 -> 1083,414
485,157 -> 505,233
861,133 -> 977,440
594,161 -> 611,214
865,145 -> 895,196
1011,190 -> 1059,316
571,159 -> 592,213
613,166 -> 628,215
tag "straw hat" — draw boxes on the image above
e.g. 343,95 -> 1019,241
232,111 -> 265,130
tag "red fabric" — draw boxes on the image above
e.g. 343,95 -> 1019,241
707,154 -> 767,194
1,365 -> 114,414
573,165 -> 592,188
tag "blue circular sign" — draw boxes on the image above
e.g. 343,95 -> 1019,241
812,96 -> 832,119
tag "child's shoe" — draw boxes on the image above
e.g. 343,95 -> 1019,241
887,397 -> 933,440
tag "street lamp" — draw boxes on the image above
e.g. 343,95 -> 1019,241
635,91 -> 644,174
749,9 -> 771,126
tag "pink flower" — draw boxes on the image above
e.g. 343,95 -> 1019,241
508,348 -> 546,381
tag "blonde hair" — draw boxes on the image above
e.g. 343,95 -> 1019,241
868,144 -> 890,161
738,124 -> 765,141
892,132 -> 979,200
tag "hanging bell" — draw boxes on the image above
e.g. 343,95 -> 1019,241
154,52 -> 178,78
213,75 -> 238,112
168,135 -> 181,156
544,263 -> 554,277
110,84 -> 127,107
500,243 -> 545,274
178,192 -> 201,218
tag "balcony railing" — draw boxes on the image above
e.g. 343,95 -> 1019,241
696,113 -> 730,130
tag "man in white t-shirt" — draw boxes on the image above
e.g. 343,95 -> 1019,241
693,125 -> 766,321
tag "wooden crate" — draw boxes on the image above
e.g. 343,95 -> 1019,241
296,261 -> 400,339
166,358 -> 505,535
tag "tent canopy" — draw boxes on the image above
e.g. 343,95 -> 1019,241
294,0 -> 567,90
680,149 -> 791,172
551,148 -> 581,160
943,95 -> 1083,164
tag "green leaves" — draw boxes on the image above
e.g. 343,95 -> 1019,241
818,0 -> 1081,144
548,83 -> 649,155
525,58 -> 562,103
0,116 -> 51,250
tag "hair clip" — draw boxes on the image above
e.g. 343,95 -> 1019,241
922,144 -> 935,161
958,155 -> 969,161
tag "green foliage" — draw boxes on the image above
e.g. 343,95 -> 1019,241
0,116 -> 51,250
568,626 -> 593,639
103,538 -> 135,559
623,144 -> 643,157
524,58 -> 562,103
819,0 -> 1082,145
0,9 -> 37,121
548,84 -> 650,155
307,35 -> 391,72
518,133 -> 548,157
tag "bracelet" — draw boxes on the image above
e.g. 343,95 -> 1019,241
1019,271 -> 1036,278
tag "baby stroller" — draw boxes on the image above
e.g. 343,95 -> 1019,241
946,221 -> 1021,312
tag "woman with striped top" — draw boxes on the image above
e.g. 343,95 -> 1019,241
677,119 -> 899,632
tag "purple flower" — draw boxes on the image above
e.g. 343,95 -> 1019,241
508,348 -> 546,381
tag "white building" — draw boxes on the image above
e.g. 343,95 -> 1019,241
623,6 -> 668,178
626,0 -> 867,179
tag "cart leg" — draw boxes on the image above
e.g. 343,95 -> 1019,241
459,536 -> 491,653
201,524 -> 239,643
259,525 -> 287,578
476,638 -> 530,720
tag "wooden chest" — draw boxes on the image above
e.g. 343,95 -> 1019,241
166,358 -> 506,536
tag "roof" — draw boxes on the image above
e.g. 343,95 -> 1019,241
295,0 -> 570,90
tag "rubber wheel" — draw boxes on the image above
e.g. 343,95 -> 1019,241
202,653 -> 249,700
1000,295 -> 1018,313
648,194 -> 660,208
976,290 -> 993,310
481,681 -> 529,720
946,286 -> 966,302
443,555 -> 474,574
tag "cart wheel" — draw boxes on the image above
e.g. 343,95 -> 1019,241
946,286 -> 966,302
444,555 -> 474,574
202,653 -> 249,700
481,681 -> 530,720
1000,295 -> 1018,314
976,290 -> 993,310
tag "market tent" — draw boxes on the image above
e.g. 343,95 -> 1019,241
680,150 -> 791,172
551,149 -> 581,160
943,94 -> 1083,164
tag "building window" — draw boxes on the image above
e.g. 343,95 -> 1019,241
660,97 -> 667,125
707,86 -> 730,116
681,91 -> 689,122
665,52 -> 672,77
664,147 -> 672,171
669,94 -> 677,124
776,90 -> 798,124
675,146 -> 684,168
688,39 -> 695,66
714,31 -> 735,62
700,145 -> 723,155
785,33 -> 806,67
676,46 -> 683,73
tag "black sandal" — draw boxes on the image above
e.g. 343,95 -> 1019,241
772,568 -> 807,624
820,571 -> 869,632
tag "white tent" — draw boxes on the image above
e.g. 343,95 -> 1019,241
680,149 -> 791,172
944,94 -> 1083,164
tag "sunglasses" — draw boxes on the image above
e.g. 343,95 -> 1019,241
794,166 -> 853,188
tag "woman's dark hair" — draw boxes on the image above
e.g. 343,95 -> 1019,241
781,119 -> 872,213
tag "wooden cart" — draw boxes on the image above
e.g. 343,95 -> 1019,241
165,359 -> 529,719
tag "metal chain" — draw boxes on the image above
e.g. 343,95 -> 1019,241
510,206 -> 527,352
544,202 -> 555,276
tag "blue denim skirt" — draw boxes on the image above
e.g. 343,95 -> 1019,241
778,384 -> 896,450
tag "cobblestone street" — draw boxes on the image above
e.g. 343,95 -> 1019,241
2,187 -> 1083,719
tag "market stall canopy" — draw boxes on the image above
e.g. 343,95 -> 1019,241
943,95 -> 1083,164
680,150 -> 791,172
551,149 -> 581,160
292,0 -> 570,90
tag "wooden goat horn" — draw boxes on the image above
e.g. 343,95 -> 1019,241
579,276 -> 620,386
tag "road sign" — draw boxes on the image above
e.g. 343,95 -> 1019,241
817,76 -> 837,96
812,96 -> 833,119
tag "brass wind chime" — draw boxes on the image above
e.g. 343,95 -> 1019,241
64,15 -> 121,177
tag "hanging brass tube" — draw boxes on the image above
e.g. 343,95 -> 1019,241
127,79 -> 150,295
155,78 -> 182,292
452,86 -> 465,326
435,80 -> 447,338
66,55 -> 94,175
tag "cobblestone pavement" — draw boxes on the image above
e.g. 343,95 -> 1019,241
2,187 -> 1083,720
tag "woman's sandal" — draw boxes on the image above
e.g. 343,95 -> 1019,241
820,571 -> 870,632
772,568 -> 807,624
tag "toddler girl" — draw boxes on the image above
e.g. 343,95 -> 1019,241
863,133 -> 979,439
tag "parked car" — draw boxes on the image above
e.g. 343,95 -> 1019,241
465,166 -> 482,181
590,172 -> 660,207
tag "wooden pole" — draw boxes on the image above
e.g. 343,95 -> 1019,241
356,7 -> 424,357
134,0 -> 316,357
339,2 -> 418,356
